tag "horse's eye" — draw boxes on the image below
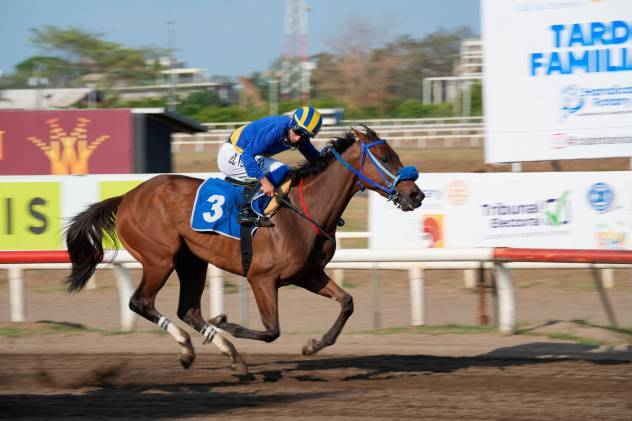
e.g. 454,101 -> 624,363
380,156 -> 388,163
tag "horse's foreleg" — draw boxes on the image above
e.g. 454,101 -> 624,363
298,270 -> 354,355
209,277 -> 280,343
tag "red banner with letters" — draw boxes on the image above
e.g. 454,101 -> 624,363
0,109 -> 133,175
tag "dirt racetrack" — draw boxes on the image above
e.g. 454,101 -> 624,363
1,349 -> 631,420
2,267 -> 632,419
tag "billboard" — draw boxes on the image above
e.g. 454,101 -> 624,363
0,173 -> 213,251
369,172 -> 632,250
0,109 -> 133,175
482,0 -> 632,163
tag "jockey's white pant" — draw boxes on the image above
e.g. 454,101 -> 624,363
216,142 -> 285,182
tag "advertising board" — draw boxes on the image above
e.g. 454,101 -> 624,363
369,172 -> 632,250
0,109 -> 133,175
482,0 -> 632,163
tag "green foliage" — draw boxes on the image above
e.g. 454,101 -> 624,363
11,25 -> 167,87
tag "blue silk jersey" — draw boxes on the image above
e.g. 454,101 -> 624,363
229,115 -> 320,180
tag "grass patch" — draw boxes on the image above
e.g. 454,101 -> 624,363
571,319 -> 632,338
0,321 -> 94,337
355,324 -> 496,335
0,321 -> 168,337
546,332 -> 603,346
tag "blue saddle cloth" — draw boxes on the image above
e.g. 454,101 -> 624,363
190,178 -> 271,239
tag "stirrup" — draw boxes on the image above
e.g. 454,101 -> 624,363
238,209 -> 259,225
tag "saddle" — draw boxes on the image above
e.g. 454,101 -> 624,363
224,176 -> 292,276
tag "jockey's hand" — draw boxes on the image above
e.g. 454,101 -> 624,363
261,177 -> 275,197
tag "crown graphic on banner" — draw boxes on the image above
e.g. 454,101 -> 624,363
27,117 -> 109,174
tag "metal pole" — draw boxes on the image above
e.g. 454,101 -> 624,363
371,265 -> 381,329
9,267 -> 25,322
478,266 -> 489,325
208,264 -> 224,317
408,268 -> 425,326
493,263 -> 516,334
167,17 -> 177,112
591,266 -> 619,328
239,277 -> 249,327
112,264 -> 136,331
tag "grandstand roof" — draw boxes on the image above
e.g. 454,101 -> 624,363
0,88 -> 94,109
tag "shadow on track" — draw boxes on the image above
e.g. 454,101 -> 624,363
271,342 -> 631,381
0,388 -> 332,419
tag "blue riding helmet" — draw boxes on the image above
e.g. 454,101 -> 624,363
292,106 -> 322,138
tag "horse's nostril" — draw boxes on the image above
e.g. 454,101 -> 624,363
410,190 -> 423,202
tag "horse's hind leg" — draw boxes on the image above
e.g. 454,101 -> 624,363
175,244 -> 248,374
297,270 -> 354,355
129,265 -> 196,369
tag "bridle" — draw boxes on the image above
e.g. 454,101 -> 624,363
278,137 -> 419,242
327,139 -> 419,204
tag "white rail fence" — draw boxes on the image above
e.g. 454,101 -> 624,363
3,247 -> 629,334
172,117 -> 485,153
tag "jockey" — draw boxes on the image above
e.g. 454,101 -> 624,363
217,106 -> 323,226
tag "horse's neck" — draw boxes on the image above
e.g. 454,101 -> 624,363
294,161 -> 358,232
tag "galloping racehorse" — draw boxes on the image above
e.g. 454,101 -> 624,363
65,126 -> 424,374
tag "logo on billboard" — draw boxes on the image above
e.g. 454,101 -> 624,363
481,191 -> 572,229
26,117 -> 109,175
422,214 -> 444,248
595,223 -> 626,250
586,182 -> 616,213
559,84 -> 632,121
446,180 -> 469,205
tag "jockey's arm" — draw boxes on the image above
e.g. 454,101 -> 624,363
241,144 -> 266,181
241,138 -> 276,196
298,140 -> 320,160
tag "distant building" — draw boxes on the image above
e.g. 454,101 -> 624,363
109,68 -> 238,103
422,38 -> 482,111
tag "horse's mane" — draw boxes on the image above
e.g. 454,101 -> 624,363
289,131 -> 357,185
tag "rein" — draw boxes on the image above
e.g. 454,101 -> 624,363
274,185 -> 336,243
279,138 -> 419,242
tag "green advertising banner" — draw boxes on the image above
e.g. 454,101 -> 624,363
0,182 -> 62,250
99,180 -> 142,201
99,180 -> 143,249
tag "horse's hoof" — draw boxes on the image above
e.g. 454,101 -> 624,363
179,352 -> 195,369
208,314 -> 227,326
230,360 -> 249,375
302,338 -> 319,356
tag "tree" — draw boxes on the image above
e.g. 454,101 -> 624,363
27,25 -> 166,87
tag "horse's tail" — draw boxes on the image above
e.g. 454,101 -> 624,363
65,196 -> 123,293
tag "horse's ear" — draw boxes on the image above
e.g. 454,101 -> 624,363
351,127 -> 368,142
359,124 -> 378,139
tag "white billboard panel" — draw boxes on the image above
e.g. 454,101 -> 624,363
482,0 -> 632,163
369,172 -> 632,250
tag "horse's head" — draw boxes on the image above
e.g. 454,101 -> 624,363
337,125 -> 424,211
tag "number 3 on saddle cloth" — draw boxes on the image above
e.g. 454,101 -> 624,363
190,166 -> 289,239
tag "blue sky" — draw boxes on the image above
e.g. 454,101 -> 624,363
0,0 -> 480,77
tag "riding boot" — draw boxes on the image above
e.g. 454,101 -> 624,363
238,184 -> 273,227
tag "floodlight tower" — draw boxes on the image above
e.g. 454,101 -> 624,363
281,0 -> 310,101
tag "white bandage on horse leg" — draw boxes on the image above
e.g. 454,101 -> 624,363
201,325 -> 217,344
158,316 -> 188,344
158,316 -> 170,330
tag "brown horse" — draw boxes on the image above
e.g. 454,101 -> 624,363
65,126 -> 424,374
